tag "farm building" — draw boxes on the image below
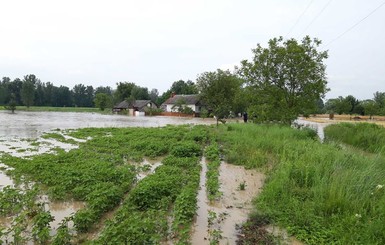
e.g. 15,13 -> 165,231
161,94 -> 205,116
113,100 -> 156,116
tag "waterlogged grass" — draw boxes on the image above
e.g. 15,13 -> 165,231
205,143 -> 222,201
0,125 -> 208,243
217,123 -> 385,244
2,106 -> 108,113
324,122 -> 385,154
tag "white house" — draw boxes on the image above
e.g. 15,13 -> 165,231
162,94 -> 204,114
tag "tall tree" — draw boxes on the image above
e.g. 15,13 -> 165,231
21,79 -> 35,108
114,82 -> 136,103
52,86 -> 72,107
373,91 -> 385,109
196,69 -> 242,125
131,86 -> 150,100
72,84 -> 87,107
149,88 -> 159,103
361,99 -> 379,119
158,80 -> 198,105
325,97 -> 351,115
239,36 -> 329,124
4,93 -> 17,113
94,93 -> 111,111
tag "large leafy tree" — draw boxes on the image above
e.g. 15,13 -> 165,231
361,99 -> 379,119
94,93 -> 111,111
196,69 -> 242,125
325,96 -> 352,115
240,36 -> 329,123
157,80 -> 198,105
114,82 -> 136,103
21,75 -> 38,108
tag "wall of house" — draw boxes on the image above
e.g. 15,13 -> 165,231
166,104 -> 200,112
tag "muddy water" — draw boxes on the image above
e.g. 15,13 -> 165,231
191,160 -> 265,245
294,118 -> 331,141
37,195 -> 85,236
191,158 -> 209,244
0,111 -> 215,139
0,164 -> 14,190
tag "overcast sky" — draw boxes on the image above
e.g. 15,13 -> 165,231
0,0 -> 384,100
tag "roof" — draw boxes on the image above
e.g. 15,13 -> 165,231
133,100 -> 152,109
114,100 -> 153,109
163,94 -> 201,105
114,100 -> 130,109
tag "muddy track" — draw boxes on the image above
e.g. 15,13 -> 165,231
191,158 -> 265,244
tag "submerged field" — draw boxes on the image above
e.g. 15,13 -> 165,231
1,122 -> 385,244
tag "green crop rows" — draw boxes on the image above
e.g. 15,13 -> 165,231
1,122 -> 385,244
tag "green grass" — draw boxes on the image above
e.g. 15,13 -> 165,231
1,106 -> 110,113
324,122 -> 385,154
216,123 -> 385,244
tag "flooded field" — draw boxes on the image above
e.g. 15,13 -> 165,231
0,110 -> 215,139
0,112 -> 327,243
0,111 -> 216,244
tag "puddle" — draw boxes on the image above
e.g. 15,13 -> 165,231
0,194 -> 84,244
191,160 -> 265,244
0,164 -> 14,190
294,118 -> 331,142
191,157 -> 209,244
37,195 -> 85,236
135,158 -> 163,181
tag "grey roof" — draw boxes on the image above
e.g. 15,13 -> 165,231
114,100 -> 130,109
133,100 -> 152,109
163,94 -> 201,105
114,100 -> 155,110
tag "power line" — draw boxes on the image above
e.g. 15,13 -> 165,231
285,0 -> 315,38
325,1 -> 385,47
300,0 -> 333,37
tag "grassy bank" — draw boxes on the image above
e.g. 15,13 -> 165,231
1,106 -> 109,113
324,122 -> 385,154
217,123 -> 385,244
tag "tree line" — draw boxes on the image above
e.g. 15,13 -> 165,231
2,36 -> 385,123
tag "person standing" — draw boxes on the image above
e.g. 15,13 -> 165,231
243,112 -> 248,123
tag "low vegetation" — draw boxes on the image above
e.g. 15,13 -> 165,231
324,122 -> 385,154
204,143 -> 222,201
217,123 -> 385,244
0,125 -> 208,243
1,122 -> 385,244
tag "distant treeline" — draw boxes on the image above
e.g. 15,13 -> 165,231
2,74 -> 385,117
0,75 -> 197,109
323,93 -> 385,117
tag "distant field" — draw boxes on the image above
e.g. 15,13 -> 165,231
305,114 -> 385,127
1,106 -> 111,113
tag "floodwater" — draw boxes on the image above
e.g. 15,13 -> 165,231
191,159 -> 265,244
0,110 -> 216,139
294,118 -> 331,141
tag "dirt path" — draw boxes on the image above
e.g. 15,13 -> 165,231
191,159 -> 265,244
